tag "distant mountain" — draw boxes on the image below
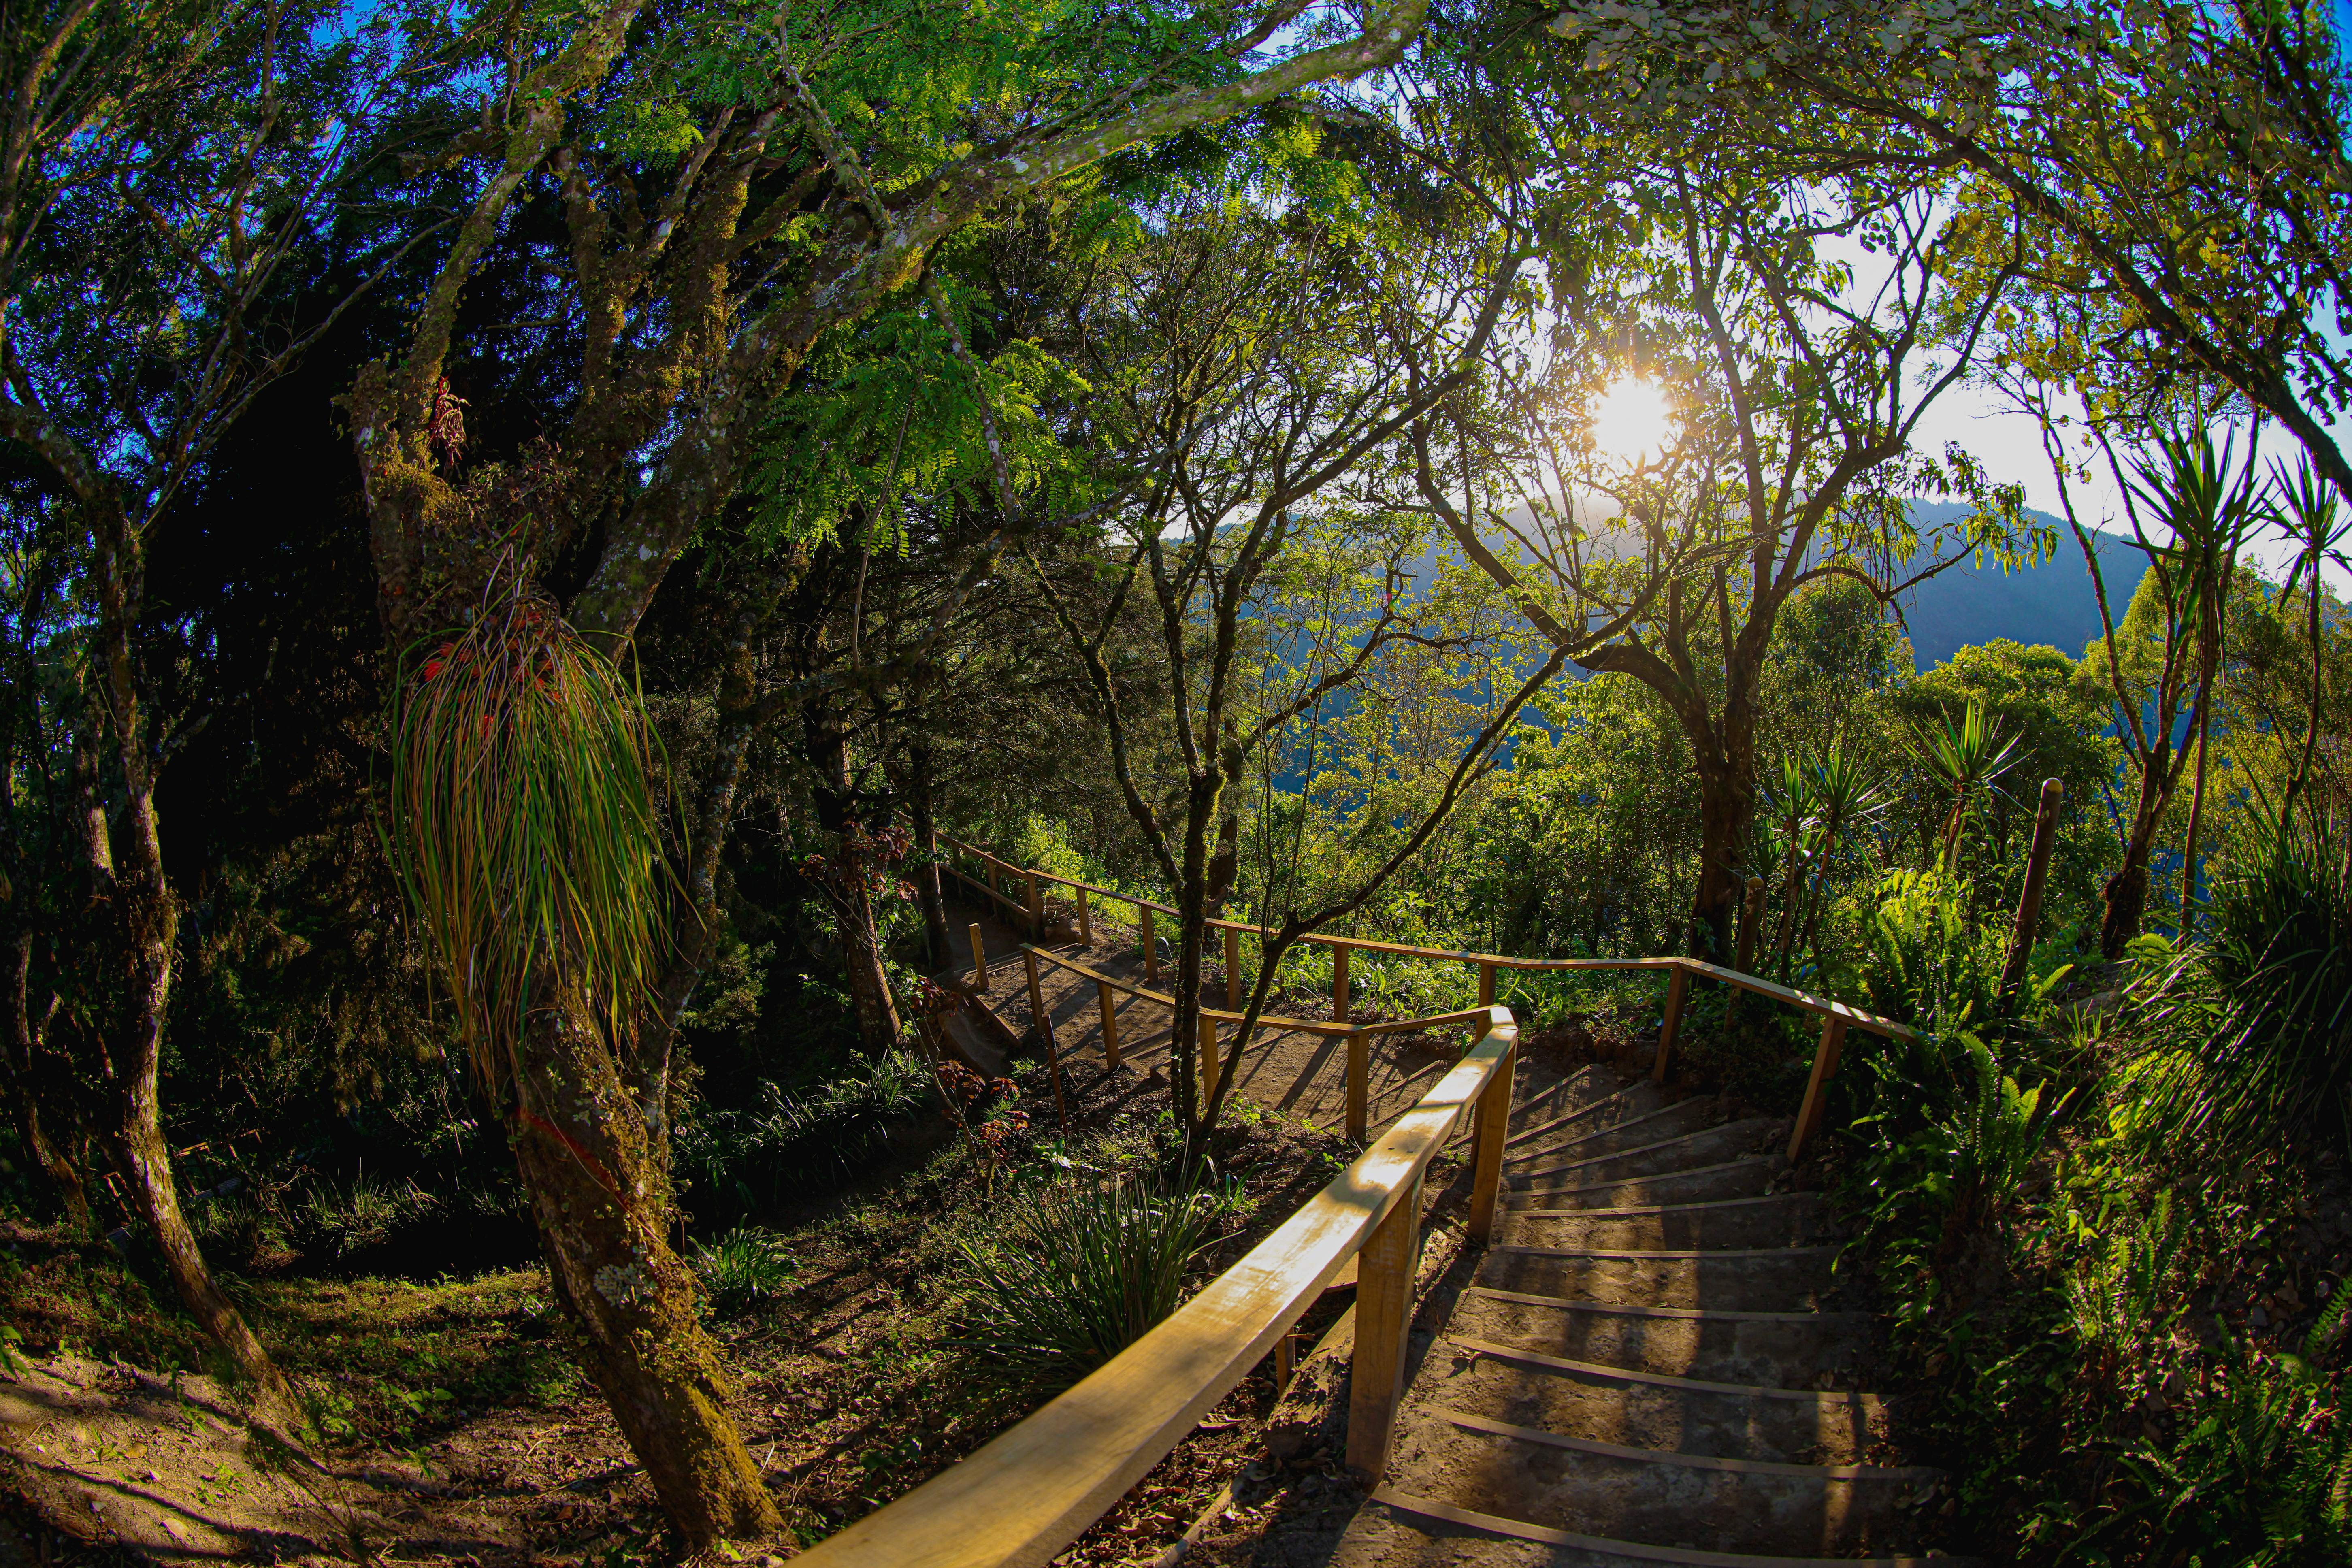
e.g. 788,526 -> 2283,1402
1413,497 -> 2150,677
1891,501 -> 2152,670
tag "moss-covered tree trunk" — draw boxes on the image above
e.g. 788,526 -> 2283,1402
3,930 -> 89,1230
508,1003 -> 779,1543
81,510 -> 298,1427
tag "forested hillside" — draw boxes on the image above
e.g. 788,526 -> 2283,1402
0,0 -> 2346,1564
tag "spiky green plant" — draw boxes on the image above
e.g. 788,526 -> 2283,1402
2134,795 -> 2352,1166
1912,699 -> 2022,872
382,582 -> 667,1095
953,1173 -> 1219,1395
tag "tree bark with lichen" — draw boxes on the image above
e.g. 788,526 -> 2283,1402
348,0 -> 1434,1541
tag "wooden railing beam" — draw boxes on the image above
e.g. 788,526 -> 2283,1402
795,1018 -> 1514,1567
1346,1030 -> 1369,1144
1468,1028 -> 1514,1246
1095,979 -> 1121,1069
1788,1013 -> 1848,1165
1346,1164 -> 1422,1484
1651,966 -> 1689,1083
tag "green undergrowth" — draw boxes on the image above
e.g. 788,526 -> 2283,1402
1823,848 -> 2352,1564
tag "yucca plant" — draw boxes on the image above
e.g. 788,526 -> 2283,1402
381,577 -> 669,1094
1767,751 -> 1888,982
954,1173 -> 1219,1395
2133,795 -> 2352,1167
1912,699 -> 2022,873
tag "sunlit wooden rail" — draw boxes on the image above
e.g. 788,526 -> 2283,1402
932,832 -> 1909,1162
794,1003 -> 1520,1568
823,828 -> 1916,1566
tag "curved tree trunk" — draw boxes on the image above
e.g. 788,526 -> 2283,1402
4,929 -> 89,1230
2100,759 -> 2175,960
906,743 -> 951,969
507,1004 -> 780,1547
82,509 -> 297,1428
841,877 -> 903,1052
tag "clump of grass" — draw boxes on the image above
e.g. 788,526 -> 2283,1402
691,1227 -> 795,1318
952,1173 -> 1219,1395
2133,799 -> 2352,1167
677,1049 -> 935,1213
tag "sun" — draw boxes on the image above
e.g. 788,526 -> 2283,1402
1587,377 -> 1675,463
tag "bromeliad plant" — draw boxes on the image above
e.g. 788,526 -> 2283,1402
381,579 -> 669,1097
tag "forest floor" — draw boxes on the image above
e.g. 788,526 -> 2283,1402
0,903 -> 1673,1568
0,1042 -> 1360,1567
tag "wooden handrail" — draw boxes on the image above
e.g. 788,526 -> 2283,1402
794,1011 -> 1519,1567
937,834 -> 1902,1030
1022,945 -> 1492,1042
936,831 -> 1911,1165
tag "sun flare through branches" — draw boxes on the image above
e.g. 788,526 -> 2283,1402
1587,377 -> 1675,464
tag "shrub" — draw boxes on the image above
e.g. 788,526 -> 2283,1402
2133,801 -> 2352,1167
1849,868 -> 2007,1028
677,1048 -> 936,1216
691,1227 -> 796,1318
952,1173 -> 1219,1395
2109,1294 -> 2352,1567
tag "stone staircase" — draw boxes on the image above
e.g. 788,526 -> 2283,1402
1337,1061 -> 1953,1566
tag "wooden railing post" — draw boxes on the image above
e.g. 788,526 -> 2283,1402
1477,961 -> 1496,1008
1346,1168 -> 1422,1483
1095,978 -> 1121,1068
1651,965 -> 1690,1083
1788,1013 -> 1848,1164
1140,907 -> 1159,984
1332,943 -> 1350,1023
1346,1030 -> 1369,1143
1076,885 -> 1092,948
1468,1026 -> 1516,1246
1024,948 -> 1047,1038
969,922 -> 989,993
1027,873 -> 1044,941
1223,924 -> 1241,1009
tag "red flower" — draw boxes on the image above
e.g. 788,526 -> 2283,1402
422,660 -> 444,681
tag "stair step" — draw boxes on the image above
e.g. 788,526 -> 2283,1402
1508,1157 -> 1775,1208
1432,1406 -> 1926,1478
1508,1097 -> 1719,1164
1509,1119 -> 1782,1184
1508,1078 -> 1649,1145
1504,1193 -> 1828,1251
1433,1337 -> 1887,1462
1478,1245 -> 1843,1312
1381,1406 -> 1943,1557
1455,1289 -> 1871,1389
1366,1490 -> 1962,1567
